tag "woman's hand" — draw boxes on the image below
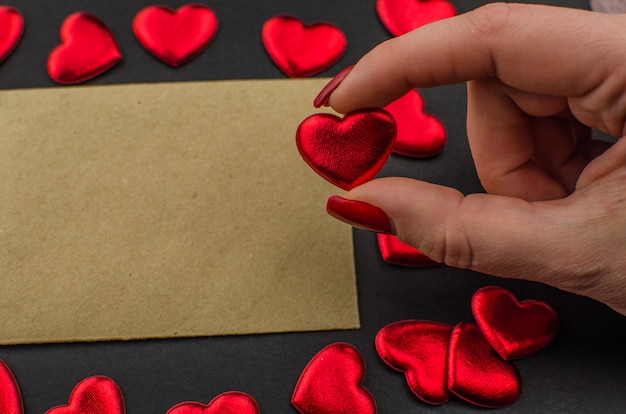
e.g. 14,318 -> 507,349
323,3 -> 626,315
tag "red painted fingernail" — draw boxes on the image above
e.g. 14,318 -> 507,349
313,65 -> 354,108
326,195 -> 395,234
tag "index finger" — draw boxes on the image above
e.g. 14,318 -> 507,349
329,3 -> 625,113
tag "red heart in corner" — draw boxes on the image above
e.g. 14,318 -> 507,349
0,360 -> 23,414
133,4 -> 219,67
296,109 -> 397,190
292,342 -> 376,414
167,391 -> 260,414
472,286 -> 559,360
45,376 -> 125,414
48,12 -> 122,85
376,0 -> 457,36
0,6 -> 24,63
262,15 -> 347,78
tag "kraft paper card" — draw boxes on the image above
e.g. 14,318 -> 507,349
0,78 -> 358,344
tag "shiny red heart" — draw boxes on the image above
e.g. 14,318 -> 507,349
262,15 -> 347,78
167,391 -> 260,414
292,342 -> 376,414
0,360 -> 22,414
448,322 -> 521,408
133,4 -> 218,67
376,320 -> 452,405
377,234 -> 438,267
384,89 -> 447,158
296,109 -> 397,190
45,376 -> 125,414
0,6 -> 24,63
376,0 -> 457,36
472,286 -> 559,360
48,12 -> 122,85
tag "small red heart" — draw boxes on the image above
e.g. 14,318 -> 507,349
377,234 -> 438,267
45,376 -> 124,414
384,89 -> 447,158
472,286 -> 559,360
0,360 -> 23,414
167,391 -> 260,414
48,12 -> 122,85
296,109 -> 397,190
262,15 -> 347,78
448,322 -> 522,408
133,4 -> 219,67
376,0 -> 457,37
292,342 -> 376,414
376,320 -> 452,405
0,6 -> 24,63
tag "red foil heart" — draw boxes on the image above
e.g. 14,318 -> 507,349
48,12 -> 122,85
384,89 -> 447,158
262,15 -> 347,78
292,342 -> 376,414
472,286 -> 559,360
167,391 -> 260,414
133,4 -> 219,67
448,322 -> 522,408
45,376 -> 125,414
376,0 -> 457,36
0,360 -> 23,414
377,234 -> 438,267
376,320 -> 452,405
0,6 -> 24,63
296,109 -> 397,190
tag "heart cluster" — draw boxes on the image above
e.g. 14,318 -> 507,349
0,1 -> 457,84
292,286 -> 559,412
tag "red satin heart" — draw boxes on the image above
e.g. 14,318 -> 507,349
376,320 -> 452,405
448,322 -> 522,408
133,4 -> 218,67
48,12 -> 122,85
384,89 -> 447,158
472,286 -> 559,360
296,109 -> 397,190
377,234 -> 438,267
45,376 -> 125,414
167,391 -> 260,414
0,360 -> 23,414
376,0 -> 457,36
292,342 -> 376,414
262,15 -> 347,78
0,6 -> 24,63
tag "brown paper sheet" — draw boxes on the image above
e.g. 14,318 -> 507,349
0,78 -> 358,344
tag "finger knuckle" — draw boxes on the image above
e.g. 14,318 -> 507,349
466,2 -> 514,38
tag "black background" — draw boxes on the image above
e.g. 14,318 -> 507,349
1,0 -> 625,412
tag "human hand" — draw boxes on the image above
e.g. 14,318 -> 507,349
320,3 -> 626,315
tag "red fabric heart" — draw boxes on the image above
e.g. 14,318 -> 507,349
376,0 -> 457,36
377,234 -> 438,267
384,89 -> 447,158
0,6 -> 24,63
262,15 -> 347,78
0,360 -> 23,414
133,4 -> 218,67
376,320 -> 452,405
45,376 -> 125,414
472,286 -> 559,360
448,322 -> 521,408
167,391 -> 260,414
292,342 -> 376,414
48,12 -> 122,85
296,109 -> 397,190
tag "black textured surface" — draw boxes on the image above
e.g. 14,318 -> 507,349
1,0 -> 625,413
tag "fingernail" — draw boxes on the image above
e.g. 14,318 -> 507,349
313,65 -> 354,108
326,195 -> 395,234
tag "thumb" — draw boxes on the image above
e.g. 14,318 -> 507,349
327,177 -> 585,285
